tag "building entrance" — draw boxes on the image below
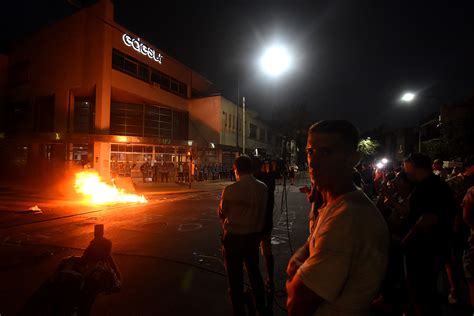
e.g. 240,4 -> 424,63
109,144 -> 188,179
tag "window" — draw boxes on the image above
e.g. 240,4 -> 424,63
110,102 -> 189,140
112,52 -> 124,69
170,80 -> 179,93
123,58 -> 138,75
259,128 -> 266,142
151,71 -> 160,84
160,75 -> 170,90
224,112 -> 227,127
179,83 -> 187,97
110,102 -> 144,136
138,65 -> 149,81
249,123 -> 257,139
112,49 -> 187,98
74,98 -> 95,133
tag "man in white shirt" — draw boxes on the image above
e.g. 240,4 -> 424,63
218,155 -> 268,315
286,120 -> 389,315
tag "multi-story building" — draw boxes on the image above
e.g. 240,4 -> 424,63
0,0 -> 214,182
189,95 -> 279,169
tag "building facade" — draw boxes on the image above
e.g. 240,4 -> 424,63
189,95 -> 279,169
0,0 -> 213,182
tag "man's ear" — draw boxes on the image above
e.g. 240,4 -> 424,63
346,151 -> 361,168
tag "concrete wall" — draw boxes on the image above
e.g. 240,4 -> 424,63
188,96 -> 221,147
220,97 -> 240,147
189,96 -> 273,156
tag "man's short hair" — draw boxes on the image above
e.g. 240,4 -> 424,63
308,120 -> 360,152
405,153 -> 432,170
234,155 -> 253,174
251,156 -> 263,172
94,224 -> 104,238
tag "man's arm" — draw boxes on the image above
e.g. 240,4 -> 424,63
463,190 -> 474,227
217,188 -> 227,222
287,241 -> 310,281
286,272 -> 324,316
402,213 -> 439,246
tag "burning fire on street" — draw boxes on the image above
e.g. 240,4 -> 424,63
74,171 -> 147,205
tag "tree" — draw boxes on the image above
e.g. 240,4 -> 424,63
358,137 -> 380,157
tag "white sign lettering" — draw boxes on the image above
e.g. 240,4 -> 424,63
122,34 -> 163,64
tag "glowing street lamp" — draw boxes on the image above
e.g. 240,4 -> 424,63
400,92 -> 416,103
259,45 -> 291,77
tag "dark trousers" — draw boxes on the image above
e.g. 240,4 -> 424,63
161,172 -> 168,183
222,232 -> 265,315
405,251 -> 444,316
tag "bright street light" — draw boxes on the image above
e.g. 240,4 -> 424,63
400,92 -> 416,102
259,45 -> 291,77
381,158 -> 388,164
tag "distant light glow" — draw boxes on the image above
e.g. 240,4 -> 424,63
260,45 -> 291,77
401,92 -> 416,102
376,162 -> 384,169
381,158 -> 388,164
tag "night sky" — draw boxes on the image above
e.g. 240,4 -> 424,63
2,0 -> 474,132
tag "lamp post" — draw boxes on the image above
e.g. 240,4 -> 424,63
237,44 -> 291,156
242,96 -> 246,154
253,44 -> 291,156
400,91 -> 444,153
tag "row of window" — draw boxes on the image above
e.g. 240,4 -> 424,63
112,49 -> 187,98
221,111 -> 270,143
223,111 -> 240,132
110,102 -> 188,140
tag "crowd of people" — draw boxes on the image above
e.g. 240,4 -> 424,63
217,119 -> 474,316
366,153 -> 474,315
132,158 -> 290,185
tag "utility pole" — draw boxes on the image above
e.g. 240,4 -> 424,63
236,79 -> 240,153
242,96 -> 246,155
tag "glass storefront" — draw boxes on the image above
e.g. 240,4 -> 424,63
110,144 -> 188,178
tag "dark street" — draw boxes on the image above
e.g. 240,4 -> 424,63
0,181 -> 310,315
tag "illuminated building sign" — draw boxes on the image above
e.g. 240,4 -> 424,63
122,34 -> 163,64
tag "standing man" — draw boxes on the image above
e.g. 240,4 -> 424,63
218,155 -> 268,315
403,153 -> 456,315
254,158 -> 277,308
432,158 -> 448,179
140,160 -> 150,183
445,156 -> 474,304
286,120 -> 389,315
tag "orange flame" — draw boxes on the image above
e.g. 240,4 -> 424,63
74,171 -> 147,205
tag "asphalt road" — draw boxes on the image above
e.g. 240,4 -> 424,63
0,183 -> 312,315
